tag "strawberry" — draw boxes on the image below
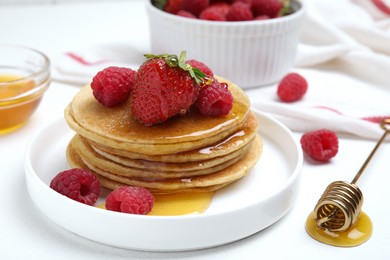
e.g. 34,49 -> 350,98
185,59 -> 214,77
130,51 -> 206,126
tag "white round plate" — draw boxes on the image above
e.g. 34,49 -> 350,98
25,109 -> 303,252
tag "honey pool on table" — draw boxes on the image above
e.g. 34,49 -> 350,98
0,74 -> 42,134
305,211 -> 372,247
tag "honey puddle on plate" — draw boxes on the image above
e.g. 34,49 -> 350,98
305,211 -> 372,247
97,192 -> 214,216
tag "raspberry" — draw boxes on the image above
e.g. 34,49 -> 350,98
233,0 -> 252,5
199,3 -> 229,21
91,66 -> 137,107
277,73 -> 308,102
182,0 -> 210,16
196,79 -> 233,116
177,10 -> 197,18
232,0 -> 252,6
186,59 -> 214,77
226,2 -> 253,21
163,0 -> 182,14
105,186 -> 154,215
255,15 -> 270,20
50,168 -> 101,206
251,0 -> 282,18
300,129 -> 339,162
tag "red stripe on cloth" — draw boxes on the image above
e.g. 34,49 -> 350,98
372,0 -> 390,15
314,105 -> 344,115
65,52 -> 108,66
361,116 -> 390,123
314,105 -> 390,124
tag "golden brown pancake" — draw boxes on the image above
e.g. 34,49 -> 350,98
71,134 -> 253,178
64,76 -> 250,155
82,137 -> 254,173
96,174 -> 234,194
88,111 -> 258,163
67,135 -> 262,194
64,75 -> 262,193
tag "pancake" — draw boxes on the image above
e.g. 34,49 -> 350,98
67,134 -> 263,194
64,76 -> 250,155
96,174 -> 234,194
64,74 -> 263,194
71,134 -> 253,178
88,111 -> 258,163
91,141 -> 252,172
86,137 -> 254,173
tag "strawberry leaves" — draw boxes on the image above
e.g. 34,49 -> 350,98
144,51 -> 208,85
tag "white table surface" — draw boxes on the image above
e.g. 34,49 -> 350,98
1,1 -> 389,259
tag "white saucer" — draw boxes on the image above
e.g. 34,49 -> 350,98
25,109 -> 303,252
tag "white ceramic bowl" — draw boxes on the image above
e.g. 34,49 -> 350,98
25,110 -> 303,251
145,0 -> 305,89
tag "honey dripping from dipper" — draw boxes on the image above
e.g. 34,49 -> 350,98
306,119 -> 390,247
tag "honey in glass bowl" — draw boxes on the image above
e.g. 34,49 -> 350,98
0,45 -> 50,134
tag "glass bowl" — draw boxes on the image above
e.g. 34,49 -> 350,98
0,45 -> 51,134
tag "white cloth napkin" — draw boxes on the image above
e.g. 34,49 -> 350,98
51,43 -> 145,85
250,0 -> 390,140
52,0 -> 390,140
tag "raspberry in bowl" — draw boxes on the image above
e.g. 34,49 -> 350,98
146,0 -> 305,89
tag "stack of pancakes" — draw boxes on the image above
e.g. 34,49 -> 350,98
64,76 -> 262,194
